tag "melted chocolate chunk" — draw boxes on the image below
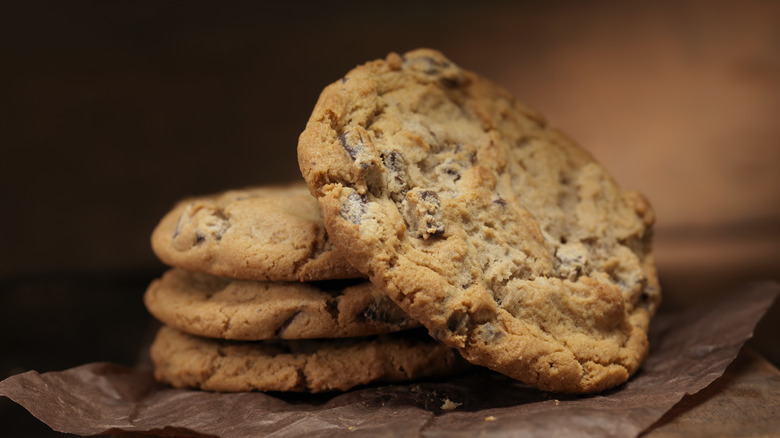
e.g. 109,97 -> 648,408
406,189 -> 445,238
339,131 -> 360,161
420,190 -> 440,206
383,151 -> 409,203
384,150 -> 404,172
340,192 -> 369,225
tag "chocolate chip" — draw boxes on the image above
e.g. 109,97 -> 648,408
426,220 -> 445,236
445,167 -> 461,181
419,57 -> 464,87
419,191 -> 444,236
213,212 -> 230,241
446,311 -> 468,335
447,317 -> 458,332
480,322 -> 503,342
295,368 -> 309,390
383,151 -> 409,203
422,57 -> 443,75
194,232 -> 205,245
172,209 -> 191,240
340,130 -> 378,170
340,192 -> 368,225
274,311 -> 302,338
441,76 -> 461,88
639,291 -> 650,308
339,131 -> 360,161
359,302 -> 405,325
420,190 -> 440,206
404,54 -> 463,84
405,189 -> 445,238
384,150 -> 404,172
639,285 -> 658,310
413,56 -> 456,77
358,304 -> 378,323
325,299 -> 340,320
493,197 -> 507,206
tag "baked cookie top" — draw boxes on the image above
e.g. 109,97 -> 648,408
298,49 -> 661,393
144,268 -> 419,340
151,325 -> 466,393
151,183 -> 361,281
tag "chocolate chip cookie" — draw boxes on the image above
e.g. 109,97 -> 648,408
144,268 -> 418,340
297,49 -> 661,393
151,183 -> 361,281
151,325 -> 466,393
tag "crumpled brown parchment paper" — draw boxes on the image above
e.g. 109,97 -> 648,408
1,281 -> 778,438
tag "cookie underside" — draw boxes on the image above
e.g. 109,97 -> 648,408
298,49 -> 661,393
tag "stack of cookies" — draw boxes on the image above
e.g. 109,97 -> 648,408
146,48 -> 661,395
145,184 -> 466,392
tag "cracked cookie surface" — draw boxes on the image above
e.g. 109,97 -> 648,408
298,48 -> 661,393
144,268 -> 419,340
151,325 -> 466,393
151,183 -> 361,281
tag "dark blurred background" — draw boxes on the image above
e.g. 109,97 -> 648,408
2,1 -> 779,435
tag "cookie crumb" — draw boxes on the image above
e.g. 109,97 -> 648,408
441,398 -> 462,410
554,399 -> 560,406
485,416 -> 497,422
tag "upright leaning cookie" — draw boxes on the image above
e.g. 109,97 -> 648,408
298,49 -> 661,393
151,326 -> 466,393
144,268 -> 419,340
151,183 -> 361,281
